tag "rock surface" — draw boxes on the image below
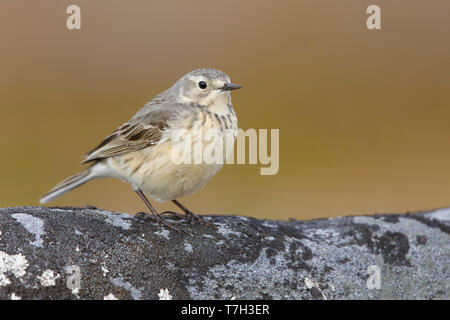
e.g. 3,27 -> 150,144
0,206 -> 448,300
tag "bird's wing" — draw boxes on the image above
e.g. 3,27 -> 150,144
82,102 -> 191,164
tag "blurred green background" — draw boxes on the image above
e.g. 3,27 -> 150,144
1,0 -> 449,220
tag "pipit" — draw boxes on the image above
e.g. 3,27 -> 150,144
40,68 -> 241,230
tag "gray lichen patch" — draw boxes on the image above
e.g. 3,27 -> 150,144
186,248 -> 302,299
37,269 -> 60,287
11,213 -> 45,247
103,293 -> 118,300
96,210 -> 132,230
111,276 -> 143,300
154,228 -> 170,240
184,241 -> 193,253
215,222 -> 245,237
425,208 -> 450,222
352,215 -> 450,298
0,251 -> 29,287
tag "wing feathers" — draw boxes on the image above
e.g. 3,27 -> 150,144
82,123 -> 164,163
81,102 -> 198,164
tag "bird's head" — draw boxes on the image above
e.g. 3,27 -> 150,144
174,68 -> 241,108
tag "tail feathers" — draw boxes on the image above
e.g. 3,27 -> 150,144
40,169 -> 93,204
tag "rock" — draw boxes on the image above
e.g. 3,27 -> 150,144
0,206 -> 448,300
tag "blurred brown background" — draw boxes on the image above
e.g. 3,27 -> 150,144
1,0 -> 449,220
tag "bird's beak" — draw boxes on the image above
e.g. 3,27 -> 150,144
217,83 -> 242,91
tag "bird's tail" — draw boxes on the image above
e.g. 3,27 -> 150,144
40,168 -> 94,204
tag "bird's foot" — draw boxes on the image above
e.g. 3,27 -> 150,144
160,210 -> 186,220
134,211 -> 183,233
162,209 -> 216,229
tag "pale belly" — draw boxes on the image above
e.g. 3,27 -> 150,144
106,108 -> 237,202
107,138 -> 231,202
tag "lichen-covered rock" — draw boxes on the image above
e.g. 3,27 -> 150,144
0,206 -> 448,300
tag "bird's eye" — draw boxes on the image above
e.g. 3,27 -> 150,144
198,81 -> 207,89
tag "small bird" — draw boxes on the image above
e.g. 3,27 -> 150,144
40,68 -> 241,230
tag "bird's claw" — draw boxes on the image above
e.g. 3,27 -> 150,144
134,211 -> 184,233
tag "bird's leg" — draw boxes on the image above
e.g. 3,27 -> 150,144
170,199 -> 215,228
134,190 -> 181,232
